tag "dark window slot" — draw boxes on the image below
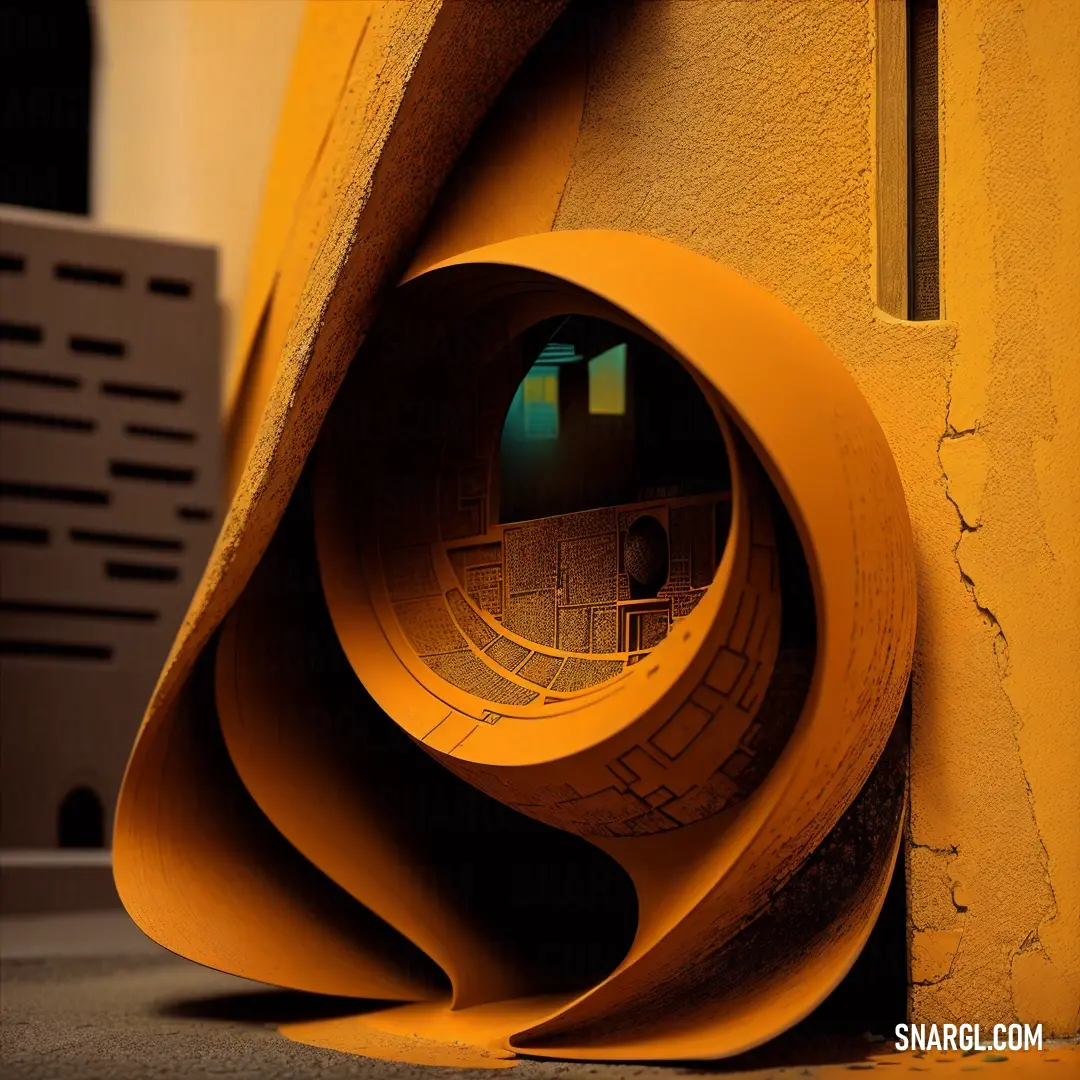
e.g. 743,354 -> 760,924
0,408 -> 95,432
0,254 -> 26,274
177,505 -> 213,522
0,368 -> 80,390
0,0 -> 93,216
0,599 -> 157,622
0,481 -> 109,506
0,321 -> 43,344
55,263 -> 125,287
124,423 -> 195,443
69,335 -> 126,358
109,460 -> 196,485
100,381 -> 183,403
908,0 -> 940,320
148,276 -> 193,298
0,523 -> 49,545
0,640 -> 113,661
105,560 -> 179,583
70,527 -> 183,552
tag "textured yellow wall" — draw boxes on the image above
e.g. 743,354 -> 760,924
543,0 -> 1077,1031
916,0 -> 1079,1033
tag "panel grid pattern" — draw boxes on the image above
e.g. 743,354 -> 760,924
0,210 -> 220,848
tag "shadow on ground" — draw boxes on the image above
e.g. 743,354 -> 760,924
156,985 -> 884,1073
159,987 -> 387,1026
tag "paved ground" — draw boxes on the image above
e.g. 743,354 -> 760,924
1,912 -> 1074,1080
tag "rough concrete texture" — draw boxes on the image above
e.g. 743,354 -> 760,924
2,914 -> 1075,1079
550,0 -> 1078,1032
918,0 -> 1080,1033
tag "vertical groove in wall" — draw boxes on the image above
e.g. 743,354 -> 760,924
875,0 -> 909,319
908,0 -> 940,320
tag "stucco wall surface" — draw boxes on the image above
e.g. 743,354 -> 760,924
923,0 -> 1079,1033
549,0 -> 1077,1031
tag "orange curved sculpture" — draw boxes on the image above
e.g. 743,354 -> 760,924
116,229 -> 915,1066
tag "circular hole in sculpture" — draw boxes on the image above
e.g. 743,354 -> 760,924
496,315 -> 731,660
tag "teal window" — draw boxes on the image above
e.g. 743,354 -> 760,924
588,343 -> 627,415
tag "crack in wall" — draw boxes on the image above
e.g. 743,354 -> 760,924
937,401 -> 1009,679
912,912 -> 968,989
937,368 -> 1063,1024
910,841 -> 958,856
912,929 -> 965,987
951,883 -> 968,914
908,838 -> 967,991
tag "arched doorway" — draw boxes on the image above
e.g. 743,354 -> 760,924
57,786 -> 105,848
